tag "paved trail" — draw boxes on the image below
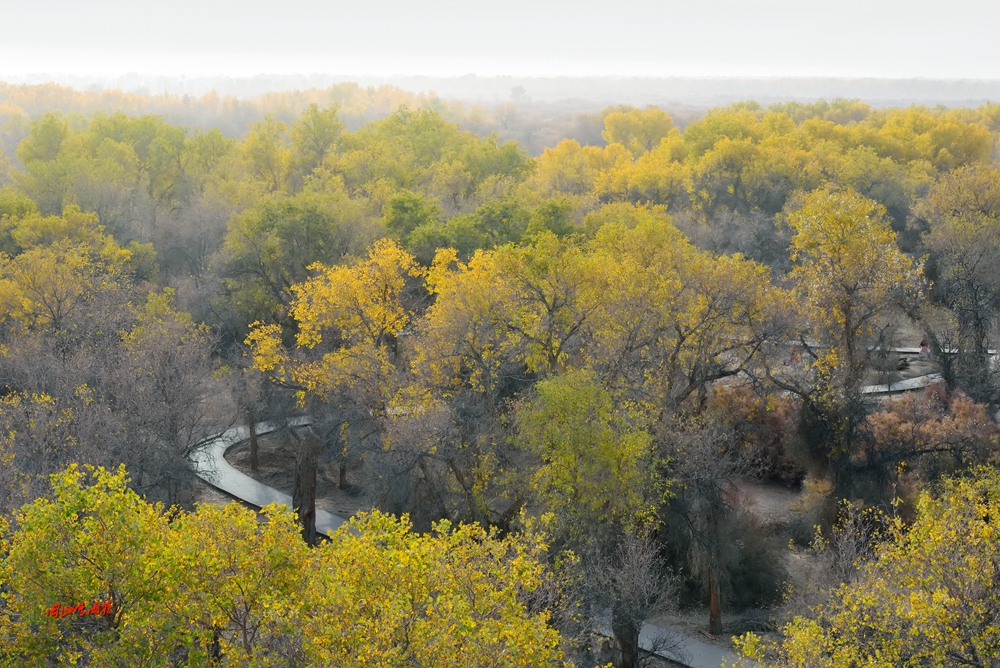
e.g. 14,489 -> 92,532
594,612 -> 739,668
188,417 -> 346,536
188,419 -> 739,667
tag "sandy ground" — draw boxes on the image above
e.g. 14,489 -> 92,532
737,479 -> 801,526
188,474 -> 240,507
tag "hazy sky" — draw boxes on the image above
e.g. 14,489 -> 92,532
2,0 -> 998,79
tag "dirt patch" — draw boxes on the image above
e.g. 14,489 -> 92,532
187,473 -> 241,508
738,480 -> 801,527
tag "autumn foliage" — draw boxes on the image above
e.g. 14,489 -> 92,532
0,465 -> 564,666
3,85 -> 1000,666
736,468 -> 1000,666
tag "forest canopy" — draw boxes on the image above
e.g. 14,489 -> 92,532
1,82 -> 1000,666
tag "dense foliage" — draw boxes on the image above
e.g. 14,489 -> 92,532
736,468 -> 1000,666
2,83 -> 1000,665
0,465 -> 561,666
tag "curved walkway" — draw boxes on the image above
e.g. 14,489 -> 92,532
187,417 -> 347,536
187,418 -> 737,667
860,372 -> 943,395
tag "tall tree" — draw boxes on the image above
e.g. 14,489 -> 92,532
770,188 -> 923,492
921,164 -> 1000,404
602,106 -> 675,155
247,239 -> 423,540
289,103 -> 344,188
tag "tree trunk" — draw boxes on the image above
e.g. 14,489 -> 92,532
247,412 -> 259,473
708,566 -> 722,635
612,618 -> 640,668
211,626 -> 222,661
339,461 -> 348,489
498,498 -> 523,534
448,458 -> 478,523
417,459 -> 450,521
292,429 -> 320,546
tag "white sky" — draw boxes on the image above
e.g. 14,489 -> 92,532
1,0 -> 998,79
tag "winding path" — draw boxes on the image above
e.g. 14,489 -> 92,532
860,372 -> 943,395
187,417 -> 346,536
187,418 -> 737,667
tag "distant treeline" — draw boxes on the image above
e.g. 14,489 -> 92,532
0,80 -> 462,136
8,73 -> 1000,106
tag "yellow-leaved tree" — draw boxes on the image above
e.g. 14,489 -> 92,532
786,188 -> 923,391
247,236 -> 422,399
392,234 -> 596,530
920,163 -> 1000,401
601,106 -> 675,156
530,139 -> 630,197
735,467 -> 1000,667
415,245 -> 526,407
0,464 -> 176,663
246,237 -> 424,543
0,206 -> 141,330
516,369 -> 657,539
0,464 -> 567,667
304,512 -> 563,667
583,206 -> 781,413
770,188 -> 924,477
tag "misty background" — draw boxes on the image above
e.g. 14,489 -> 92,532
7,74 -> 1000,108
2,0 -> 998,80
2,0 -> 1000,155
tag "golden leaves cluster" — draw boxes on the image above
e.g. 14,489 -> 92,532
247,238 -> 423,400
787,188 -> 923,382
529,103 -> 990,216
736,468 -> 1000,666
0,206 -> 140,330
0,464 -> 565,666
